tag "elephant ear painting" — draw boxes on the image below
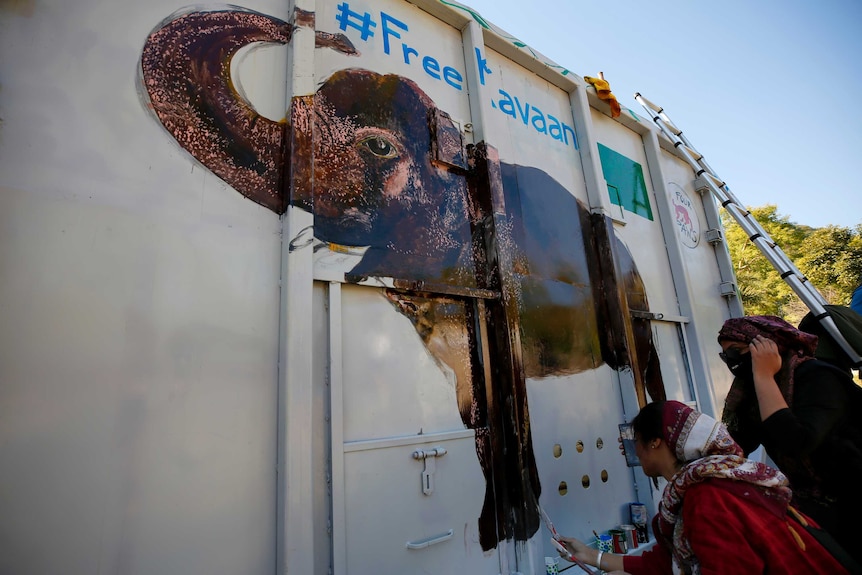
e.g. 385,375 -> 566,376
140,5 -> 664,551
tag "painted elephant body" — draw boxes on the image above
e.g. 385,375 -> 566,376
140,7 -> 664,551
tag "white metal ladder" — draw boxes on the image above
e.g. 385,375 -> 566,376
635,92 -> 862,368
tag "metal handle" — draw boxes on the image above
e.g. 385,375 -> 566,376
405,529 -> 453,550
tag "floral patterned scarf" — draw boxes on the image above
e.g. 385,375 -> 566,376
657,401 -> 791,574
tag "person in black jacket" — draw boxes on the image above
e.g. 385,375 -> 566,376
719,315 -> 862,563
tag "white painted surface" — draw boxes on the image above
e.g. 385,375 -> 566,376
0,1 -> 286,573
279,0 -> 319,571
528,368 -> 637,544
482,48 -> 585,194
659,151 -> 737,414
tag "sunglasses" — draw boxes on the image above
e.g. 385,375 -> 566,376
718,347 -> 747,366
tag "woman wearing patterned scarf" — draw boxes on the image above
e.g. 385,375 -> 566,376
557,401 -> 848,574
719,315 -> 862,562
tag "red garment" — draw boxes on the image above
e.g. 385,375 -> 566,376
655,401 -> 790,570
623,480 -> 848,575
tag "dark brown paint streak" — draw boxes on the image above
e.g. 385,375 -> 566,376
294,6 -> 314,27
468,143 -> 541,549
586,212 -> 631,372
315,30 -> 360,55
616,241 -> 666,402
500,163 -> 603,377
586,212 -> 665,405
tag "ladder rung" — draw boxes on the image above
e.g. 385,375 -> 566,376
675,142 -> 702,162
721,199 -> 749,218
634,92 -> 662,114
749,234 -> 777,250
662,117 -> 682,137
704,172 -> 726,190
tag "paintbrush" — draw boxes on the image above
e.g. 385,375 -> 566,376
536,503 -> 601,575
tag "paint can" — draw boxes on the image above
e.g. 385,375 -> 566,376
597,533 -> 613,553
621,524 -> 638,549
630,503 -> 649,543
545,556 -> 559,575
609,529 -> 627,554
629,502 -> 648,525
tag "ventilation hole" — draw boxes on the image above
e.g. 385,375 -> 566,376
558,481 -> 568,496
576,441 -> 584,453
601,470 -> 609,482
581,475 -> 591,489
553,444 -> 563,458
596,437 -> 604,450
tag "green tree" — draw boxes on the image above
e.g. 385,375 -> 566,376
797,225 -> 862,299
721,206 -> 862,325
722,205 -> 803,318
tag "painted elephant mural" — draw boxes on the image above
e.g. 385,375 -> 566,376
140,6 -> 664,551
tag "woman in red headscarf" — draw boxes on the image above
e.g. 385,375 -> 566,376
557,401 -> 852,574
718,315 -> 862,563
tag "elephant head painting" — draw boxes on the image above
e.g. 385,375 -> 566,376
140,5 -> 664,551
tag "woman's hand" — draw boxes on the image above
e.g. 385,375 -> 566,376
749,335 -> 789,421
556,536 -> 627,572
749,335 -> 782,379
556,535 -> 593,563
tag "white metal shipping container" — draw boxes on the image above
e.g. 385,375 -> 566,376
0,0 -> 742,573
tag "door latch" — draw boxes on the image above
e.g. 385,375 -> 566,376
412,447 -> 447,495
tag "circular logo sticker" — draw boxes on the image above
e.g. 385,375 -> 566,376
669,183 -> 700,248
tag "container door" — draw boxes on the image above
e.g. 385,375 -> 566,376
317,282 -> 502,575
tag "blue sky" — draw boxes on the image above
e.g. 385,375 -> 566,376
458,0 -> 862,229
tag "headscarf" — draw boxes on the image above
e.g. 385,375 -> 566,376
719,316 -> 818,427
656,401 -> 791,575
719,316 -> 850,516
718,315 -> 818,354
